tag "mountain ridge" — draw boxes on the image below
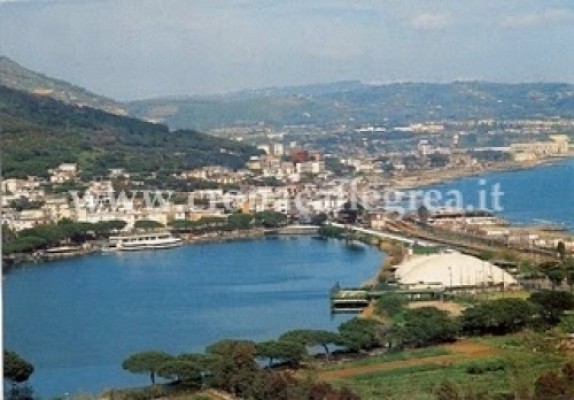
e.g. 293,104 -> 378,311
128,81 -> 574,131
0,55 -> 127,115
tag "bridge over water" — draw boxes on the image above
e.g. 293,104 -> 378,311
328,222 -> 440,248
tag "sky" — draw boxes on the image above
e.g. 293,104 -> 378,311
0,0 -> 573,101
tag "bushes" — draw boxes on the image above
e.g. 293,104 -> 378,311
401,307 -> 459,347
338,318 -> 386,352
375,292 -> 406,317
529,290 -> 574,324
464,359 -> 506,375
533,362 -> 574,400
3,220 -> 127,254
460,298 -> 538,336
460,293 -> 574,336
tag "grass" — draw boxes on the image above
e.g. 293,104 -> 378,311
412,245 -> 440,255
450,290 -> 531,306
343,362 -> 508,400
329,337 -> 566,400
473,333 -> 527,348
324,347 -> 451,371
473,290 -> 531,301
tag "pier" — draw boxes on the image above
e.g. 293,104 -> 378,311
330,284 -> 444,313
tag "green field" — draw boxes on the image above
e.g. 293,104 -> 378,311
328,336 -> 567,400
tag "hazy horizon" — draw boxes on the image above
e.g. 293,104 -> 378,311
1,0 -> 573,101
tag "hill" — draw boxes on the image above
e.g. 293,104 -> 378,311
0,56 -> 126,115
128,81 -> 574,131
0,85 -> 259,179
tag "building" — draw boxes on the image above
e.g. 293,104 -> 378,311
49,163 -> 78,184
394,253 -> 518,291
510,135 -> 569,161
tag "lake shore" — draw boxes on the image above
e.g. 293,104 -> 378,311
2,226 -> 321,269
5,235 -> 382,398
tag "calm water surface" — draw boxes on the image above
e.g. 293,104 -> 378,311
423,158 -> 573,231
4,159 -> 573,397
4,237 -> 382,397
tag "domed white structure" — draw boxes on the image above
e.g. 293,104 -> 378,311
394,253 -> 517,289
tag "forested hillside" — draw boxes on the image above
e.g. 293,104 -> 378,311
0,85 -> 259,179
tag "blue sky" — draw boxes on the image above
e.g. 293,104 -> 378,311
1,0 -> 573,100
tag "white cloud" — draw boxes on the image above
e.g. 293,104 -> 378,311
411,12 -> 450,31
502,8 -> 574,29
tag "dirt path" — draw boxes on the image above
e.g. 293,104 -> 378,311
406,301 -> 465,316
204,389 -> 236,400
319,341 -> 499,381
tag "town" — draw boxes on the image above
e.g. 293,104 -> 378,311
2,117 -> 573,261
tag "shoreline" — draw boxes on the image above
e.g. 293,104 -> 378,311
391,155 -> 572,191
2,226 -> 321,270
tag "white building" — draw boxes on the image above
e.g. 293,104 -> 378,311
394,253 -> 517,290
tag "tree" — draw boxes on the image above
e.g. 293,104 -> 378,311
247,370 -> 298,400
205,339 -> 259,396
310,213 -> 328,226
2,223 -> 16,243
338,318 -> 385,352
461,298 -> 537,335
546,268 -> 566,290
375,292 -> 406,317
563,258 -> 574,291
4,351 -> 34,383
169,219 -> 195,231
227,213 -> 254,230
256,340 -> 306,367
254,211 -> 288,228
133,220 -> 164,231
529,290 -> 574,324
157,359 -> 202,388
417,205 -> 430,224
5,384 -> 35,400
557,241 -> 567,260
401,307 -> 458,347
279,329 -> 341,360
93,220 -> 127,237
122,351 -> 174,385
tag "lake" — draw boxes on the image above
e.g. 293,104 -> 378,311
4,236 -> 383,397
4,158 -> 573,397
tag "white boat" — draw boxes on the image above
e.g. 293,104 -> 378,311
105,232 -> 183,252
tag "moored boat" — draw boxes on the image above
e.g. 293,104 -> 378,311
105,232 -> 183,252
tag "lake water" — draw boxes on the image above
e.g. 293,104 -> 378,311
4,158 -> 573,398
4,237 -> 383,397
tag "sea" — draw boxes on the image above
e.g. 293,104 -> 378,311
420,157 -> 573,231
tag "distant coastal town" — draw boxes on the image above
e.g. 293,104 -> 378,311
2,119 -> 573,265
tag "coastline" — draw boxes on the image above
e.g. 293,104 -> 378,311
390,155 -> 573,191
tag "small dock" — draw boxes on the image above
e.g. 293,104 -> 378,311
330,284 -> 445,313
